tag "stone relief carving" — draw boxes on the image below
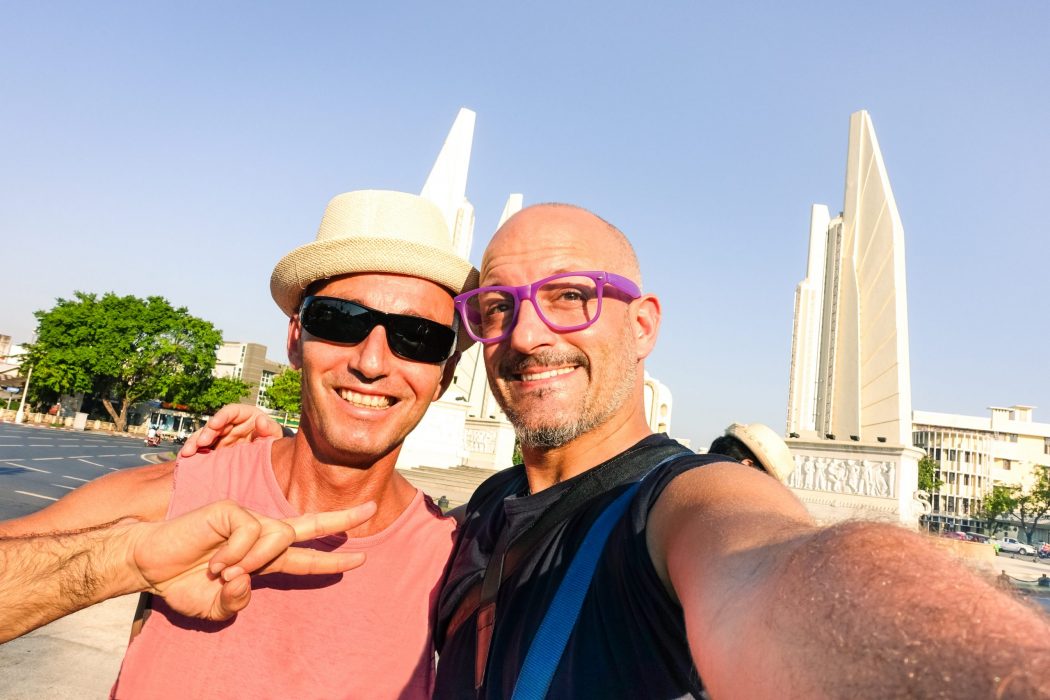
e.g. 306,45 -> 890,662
464,428 -> 496,454
789,455 -> 896,498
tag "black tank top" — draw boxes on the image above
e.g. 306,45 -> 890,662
435,434 -> 718,699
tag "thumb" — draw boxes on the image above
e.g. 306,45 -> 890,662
216,573 -> 253,618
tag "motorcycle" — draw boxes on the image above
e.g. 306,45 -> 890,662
144,434 -> 162,447
173,433 -> 188,445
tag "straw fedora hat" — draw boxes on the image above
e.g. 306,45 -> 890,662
724,423 -> 796,483
270,189 -> 480,350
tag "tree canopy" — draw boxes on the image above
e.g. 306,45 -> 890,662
976,471 -> 1050,543
25,292 -> 223,432
1010,469 -> 1050,544
173,376 -> 253,417
264,368 -> 301,414
917,456 -> 945,494
977,484 -> 1016,536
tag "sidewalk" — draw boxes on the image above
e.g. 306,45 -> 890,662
0,594 -> 138,698
1,548 -> 1047,697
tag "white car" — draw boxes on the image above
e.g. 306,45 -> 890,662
995,537 -> 1035,555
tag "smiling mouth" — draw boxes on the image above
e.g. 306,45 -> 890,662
517,367 -> 576,382
338,389 -> 395,409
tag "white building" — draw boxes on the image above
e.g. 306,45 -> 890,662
214,341 -> 287,408
912,405 -> 1050,535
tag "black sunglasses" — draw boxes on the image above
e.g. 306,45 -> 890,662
298,295 -> 457,364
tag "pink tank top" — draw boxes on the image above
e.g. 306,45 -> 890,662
112,438 -> 456,699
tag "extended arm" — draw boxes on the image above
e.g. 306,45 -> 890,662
648,463 -> 1050,698
0,499 -> 375,643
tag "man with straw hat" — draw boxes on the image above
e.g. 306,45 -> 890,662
0,189 -> 476,698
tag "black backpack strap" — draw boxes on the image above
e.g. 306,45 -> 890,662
474,440 -> 693,691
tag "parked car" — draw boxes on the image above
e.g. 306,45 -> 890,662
966,533 -> 991,544
940,531 -> 970,541
994,537 -> 1035,555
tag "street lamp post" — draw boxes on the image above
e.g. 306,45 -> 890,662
14,365 -> 32,424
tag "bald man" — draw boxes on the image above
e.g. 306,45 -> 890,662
431,204 -> 1050,698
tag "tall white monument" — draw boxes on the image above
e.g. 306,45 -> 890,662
785,111 -> 923,525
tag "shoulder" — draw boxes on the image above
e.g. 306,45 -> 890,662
462,465 -> 526,520
168,439 -> 278,515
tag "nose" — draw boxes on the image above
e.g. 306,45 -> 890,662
506,297 -> 557,354
351,325 -> 391,380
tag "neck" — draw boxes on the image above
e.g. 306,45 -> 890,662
270,434 -> 417,536
520,402 -> 653,494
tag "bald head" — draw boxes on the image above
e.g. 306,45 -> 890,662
481,203 -> 642,287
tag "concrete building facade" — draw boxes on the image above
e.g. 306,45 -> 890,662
214,341 -> 287,408
912,405 -> 1050,535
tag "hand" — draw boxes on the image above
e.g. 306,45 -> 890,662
180,405 -> 285,458
125,499 -> 376,620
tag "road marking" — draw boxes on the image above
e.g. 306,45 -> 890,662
107,467 -> 119,471
50,484 -> 75,490
98,454 -> 117,457
67,455 -> 90,458
62,475 -> 90,483
2,462 -> 51,474
119,453 -> 136,457
76,459 -> 106,468
14,490 -> 58,502
32,457 -> 64,461
28,444 -> 52,447
0,444 -> 24,447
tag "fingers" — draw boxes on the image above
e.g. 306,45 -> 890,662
268,549 -> 367,577
179,405 -> 268,458
254,414 -> 285,440
206,502 -> 376,579
285,502 -> 378,542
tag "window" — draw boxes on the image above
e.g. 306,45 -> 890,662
1045,437 -> 1050,455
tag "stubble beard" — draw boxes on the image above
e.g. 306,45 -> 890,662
494,328 -> 638,450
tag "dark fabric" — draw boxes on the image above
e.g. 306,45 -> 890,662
435,434 -> 720,699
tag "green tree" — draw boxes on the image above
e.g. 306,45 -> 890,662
174,376 -> 253,417
1010,469 -> 1050,544
265,368 -> 301,414
24,292 -> 223,432
977,484 -> 1017,536
917,456 -> 945,493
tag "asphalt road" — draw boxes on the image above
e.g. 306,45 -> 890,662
0,422 -> 173,521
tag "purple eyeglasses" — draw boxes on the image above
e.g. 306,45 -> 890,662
454,270 -> 641,343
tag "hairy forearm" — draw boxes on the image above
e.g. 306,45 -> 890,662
707,522 -> 1050,698
0,521 -> 144,643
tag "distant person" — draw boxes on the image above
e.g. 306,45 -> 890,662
706,422 -> 794,481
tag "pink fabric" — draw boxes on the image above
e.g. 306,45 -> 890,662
111,438 -> 456,699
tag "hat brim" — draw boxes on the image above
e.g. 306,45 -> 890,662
726,424 -> 795,482
271,237 -> 480,353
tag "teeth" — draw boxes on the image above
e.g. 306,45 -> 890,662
338,389 -> 392,409
521,367 -> 575,381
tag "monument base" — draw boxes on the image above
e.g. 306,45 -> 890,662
785,438 -> 924,527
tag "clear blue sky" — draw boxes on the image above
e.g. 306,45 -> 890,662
2,2 -> 1047,448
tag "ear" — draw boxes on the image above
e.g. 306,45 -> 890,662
632,293 -> 661,360
433,352 -> 462,402
286,315 -> 304,370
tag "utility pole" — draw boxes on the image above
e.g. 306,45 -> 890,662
14,365 -> 32,423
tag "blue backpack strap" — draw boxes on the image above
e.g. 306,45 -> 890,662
510,453 -> 687,700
